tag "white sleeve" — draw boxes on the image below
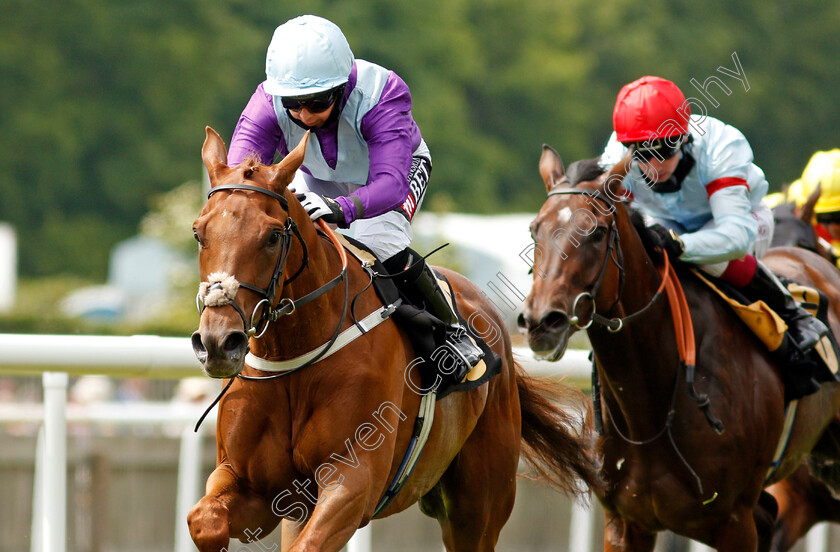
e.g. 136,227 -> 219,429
679,185 -> 757,263
697,120 -> 754,185
599,131 -> 634,195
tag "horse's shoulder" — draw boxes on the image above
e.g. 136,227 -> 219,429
677,268 -> 750,331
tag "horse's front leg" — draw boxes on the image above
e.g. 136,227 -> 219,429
710,504 -> 760,552
281,519 -> 304,552
284,456 -> 386,552
603,511 -> 657,552
188,464 -> 281,552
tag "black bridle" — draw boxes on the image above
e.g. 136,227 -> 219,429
546,187 -> 643,332
548,186 -> 723,494
198,184 -> 345,339
546,187 -> 668,332
193,182 -> 353,430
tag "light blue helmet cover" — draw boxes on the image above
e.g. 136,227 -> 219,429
265,15 -> 354,97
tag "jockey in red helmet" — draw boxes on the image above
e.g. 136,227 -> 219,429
601,76 -> 827,352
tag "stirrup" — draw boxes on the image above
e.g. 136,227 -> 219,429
447,329 -> 484,368
790,317 -> 829,351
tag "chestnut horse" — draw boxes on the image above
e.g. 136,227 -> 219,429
187,128 -> 598,552
519,145 -> 840,551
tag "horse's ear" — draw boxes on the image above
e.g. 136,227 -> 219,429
267,131 -> 309,191
601,150 -> 634,197
796,183 -> 822,223
539,144 -> 566,192
202,126 -> 228,184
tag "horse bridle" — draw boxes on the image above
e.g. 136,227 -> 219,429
193,182 -> 354,430
197,183 -> 345,339
545,187 -> 666,333
549,187 -> 723,490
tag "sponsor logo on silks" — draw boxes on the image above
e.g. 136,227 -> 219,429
400,157 -> 430,221
401,194 -> 418,220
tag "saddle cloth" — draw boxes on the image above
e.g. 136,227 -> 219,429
335,233 -> 501,399
691,268 -> 840,401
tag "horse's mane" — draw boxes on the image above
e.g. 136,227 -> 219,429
628,208 -> 663,260
567,158 -> 606,187
570,157 -> 662,259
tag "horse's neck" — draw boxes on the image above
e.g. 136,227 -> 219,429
590,216 -> 683,436
252,223 -> 367,360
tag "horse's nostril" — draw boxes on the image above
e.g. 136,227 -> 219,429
517,312 -> 529,330
191,332 -> 208,363
541,311 -> 569,331
223,332 -> 249,361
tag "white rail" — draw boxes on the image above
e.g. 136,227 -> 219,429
5,399 -> 214,552
0,333 -> 201,378
0,334 -> 830,552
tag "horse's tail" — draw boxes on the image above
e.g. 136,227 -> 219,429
516,362 -> 601,495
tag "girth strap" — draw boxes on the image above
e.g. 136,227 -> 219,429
372,389 -> 437,518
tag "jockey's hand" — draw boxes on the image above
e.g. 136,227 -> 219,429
648,224 -> 685,260
295,192 -> 344,224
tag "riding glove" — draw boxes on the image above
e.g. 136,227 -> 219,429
648,224 -> 685,260
295,192 -> 345,224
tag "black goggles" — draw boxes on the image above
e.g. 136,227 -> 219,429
624,136 -> 685,162
281,86 -> 344,113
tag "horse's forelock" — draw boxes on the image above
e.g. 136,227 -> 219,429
234,154 -> 282,192
241,153 -> 262,166
240,153 -> 266,175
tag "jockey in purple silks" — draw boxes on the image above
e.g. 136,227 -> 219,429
226,14 -> 483,377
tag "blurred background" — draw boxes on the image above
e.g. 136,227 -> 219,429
0,0 -> 839,550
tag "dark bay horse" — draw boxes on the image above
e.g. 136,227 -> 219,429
187,128 -> 598,552
770,184 -> 833,260
768,185 -> 840,550
519,145 -> 840,551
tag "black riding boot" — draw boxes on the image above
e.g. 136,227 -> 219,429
399,260 -> 484,381
742,262 -> 829,351
384,248 -> 485,380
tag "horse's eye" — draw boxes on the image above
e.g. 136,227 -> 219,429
193,230 -> 202,246
591,226 -> 608,242
267,229 -> 283,247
